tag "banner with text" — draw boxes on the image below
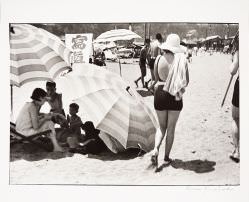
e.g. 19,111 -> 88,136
65,33 -> 93,63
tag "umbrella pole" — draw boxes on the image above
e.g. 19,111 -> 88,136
221,75 -> 234,107
92,43 -> 95,58
10,84 -> 13,112
118,58 -> 122,77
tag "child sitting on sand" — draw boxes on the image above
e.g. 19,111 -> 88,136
80,121 -> 106,155
66,103 -> 84,152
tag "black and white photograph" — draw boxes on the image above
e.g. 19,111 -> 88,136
1,0 -> 249,201
9,22 -> 240,185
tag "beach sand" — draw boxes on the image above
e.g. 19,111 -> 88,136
10,52 -> 239,185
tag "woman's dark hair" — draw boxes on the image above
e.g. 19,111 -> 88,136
30,88 -> 47,101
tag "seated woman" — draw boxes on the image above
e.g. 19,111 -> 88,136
15,88 -> 63,152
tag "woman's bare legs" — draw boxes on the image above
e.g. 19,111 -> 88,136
164,110 -> 181,161
231,105 -> 239,159
47,121 -> 63,152
152,110 -> 168,156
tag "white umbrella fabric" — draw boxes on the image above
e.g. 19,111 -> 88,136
94,29 -> 142,76
56,64 -> 158,152
10,24 -> 71,87
94,29 -> 141,43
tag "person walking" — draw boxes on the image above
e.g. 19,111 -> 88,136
134,39 -> 150,88
149,34 -> 189,167
229,33 -> 239,163
146,33 -> 163,89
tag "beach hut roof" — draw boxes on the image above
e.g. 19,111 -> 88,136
205,35 -> 221,41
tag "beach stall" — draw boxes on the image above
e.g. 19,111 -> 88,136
95,29 -> 142,76
202,35 -> 222,51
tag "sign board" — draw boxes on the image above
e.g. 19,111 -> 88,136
65,33 -> 93,63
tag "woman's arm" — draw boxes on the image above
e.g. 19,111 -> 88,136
154,55 -> 161,83
229,51 -> 239,75
29,104 -> 51,129
148,55 -> 161,90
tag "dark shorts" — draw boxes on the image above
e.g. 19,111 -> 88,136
149,58 -> 156,69
232,77 -> 239,107
154,85 -> 183,111
140,65 -> 146,77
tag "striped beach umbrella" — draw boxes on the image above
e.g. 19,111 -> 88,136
94,29 -> 141,43
10,24 -> 71,87
56,64 -> 158,152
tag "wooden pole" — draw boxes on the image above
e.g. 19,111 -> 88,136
118,58 -> 122,77
221,75 -> 234,107
11,84 -> 13,112
148,23 -> 151,40
144,23 -> 147,39
9,24 -> 14,113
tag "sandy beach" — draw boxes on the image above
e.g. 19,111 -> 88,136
10,52 -> 239,185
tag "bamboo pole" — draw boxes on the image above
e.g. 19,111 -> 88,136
11,84 -> 13,112
221,75 -> 234,107
118,58 -> 122,77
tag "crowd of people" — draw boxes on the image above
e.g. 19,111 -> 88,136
15,81 -> 106,155
13,31 -> 240,168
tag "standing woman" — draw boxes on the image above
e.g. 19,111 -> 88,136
15,88 -> 63,152
229,33 -> 239,163
150,34 -> 189,166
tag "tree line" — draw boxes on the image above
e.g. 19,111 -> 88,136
31,23 -> 238,41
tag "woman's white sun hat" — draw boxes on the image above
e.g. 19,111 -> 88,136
159,33 -> 185,53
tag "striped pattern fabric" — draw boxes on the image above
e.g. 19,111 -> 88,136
56,64 -> 157,152
94,29 -> 141,43
10,24 -> 71,87
163,53 -> 189,101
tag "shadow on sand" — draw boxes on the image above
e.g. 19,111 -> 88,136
10,143 -> 73,162
87,148 -> 143,161
10,143 -> 143,162
155,159 -> 216,174
136,89 -> 153,97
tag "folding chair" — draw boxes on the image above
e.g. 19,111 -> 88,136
10,122 -> 53,152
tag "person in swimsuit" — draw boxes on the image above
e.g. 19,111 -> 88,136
134,38 -> 150,88
150,34 -> 189,167
229,33 -> 239,163
146,33 -> 163,89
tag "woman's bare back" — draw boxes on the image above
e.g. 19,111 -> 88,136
157,54 -> 174,81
